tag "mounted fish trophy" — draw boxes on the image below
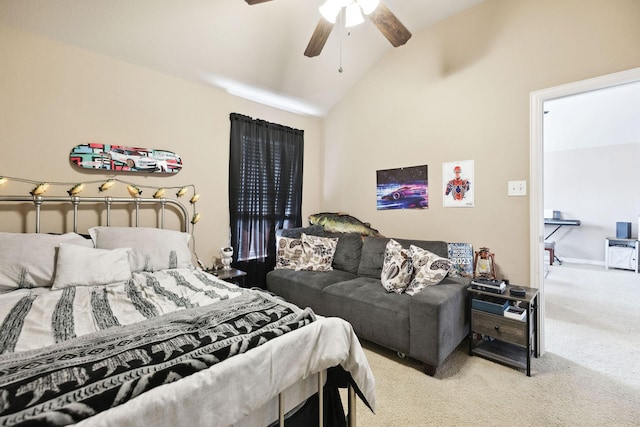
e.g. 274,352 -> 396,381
308,212 -> 383,237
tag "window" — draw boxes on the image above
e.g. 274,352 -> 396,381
228,113 -> 304,286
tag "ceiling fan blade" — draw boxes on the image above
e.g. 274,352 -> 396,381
368,2 -> 412,47
304,18 -> 335,58
244,0 -> 273,5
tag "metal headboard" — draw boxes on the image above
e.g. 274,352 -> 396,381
0,195 -> 190,233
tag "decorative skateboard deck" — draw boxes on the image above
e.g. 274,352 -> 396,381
70,143 -> 182,174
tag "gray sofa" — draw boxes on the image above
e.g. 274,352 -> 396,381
266,226 -> 470,375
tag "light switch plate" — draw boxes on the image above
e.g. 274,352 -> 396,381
508,180 -> 527,196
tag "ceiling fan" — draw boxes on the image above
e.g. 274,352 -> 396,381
244,0 -> 412,58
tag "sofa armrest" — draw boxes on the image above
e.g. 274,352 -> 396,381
408,277 -> 470,368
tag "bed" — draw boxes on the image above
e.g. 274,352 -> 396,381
0,194 -> 375,427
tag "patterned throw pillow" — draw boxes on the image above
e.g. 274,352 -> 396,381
380,239 -> 413,294
275,236 -> 305,270
406,245 -> 453,296
297,233 -> 338,271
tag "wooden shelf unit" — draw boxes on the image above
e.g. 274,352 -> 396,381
468,284 -> 539,376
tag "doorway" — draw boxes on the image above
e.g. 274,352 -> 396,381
530,66 -> 640,354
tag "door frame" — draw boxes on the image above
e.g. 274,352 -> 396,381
529,66 -> 640,354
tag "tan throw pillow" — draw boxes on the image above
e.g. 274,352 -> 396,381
297,233 -> 338,271
380,239 -> 413,294
275,236 -> 305,270
406,245 -> 452,296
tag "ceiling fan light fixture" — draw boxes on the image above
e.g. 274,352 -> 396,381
345,3 -> 364,27
319,0 -> 343,24
357,0 -> 380,15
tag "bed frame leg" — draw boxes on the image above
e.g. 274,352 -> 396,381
278,371 -> 326,427
318,370 -> 324,427
347,383 -> 356,427
278,393 -> 284,427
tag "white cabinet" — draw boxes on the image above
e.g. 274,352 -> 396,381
605,237 -> 639,273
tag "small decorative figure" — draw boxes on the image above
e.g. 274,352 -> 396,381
220,247 -> 233,270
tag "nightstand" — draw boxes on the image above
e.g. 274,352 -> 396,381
605,237 -> 639,273
468,284 -> 539,376
208,268 -> 247,287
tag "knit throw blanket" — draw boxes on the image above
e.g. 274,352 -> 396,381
0,291 -> 315,426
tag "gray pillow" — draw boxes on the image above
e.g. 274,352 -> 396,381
279,225 -> 324,238
357,237 -> 390,279
357,237 -> 449,278
331,233 -> 363,274
89,227 -> 193,272
0,232 -> 93,291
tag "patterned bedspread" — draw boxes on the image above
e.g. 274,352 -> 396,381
0,270 -> 316,426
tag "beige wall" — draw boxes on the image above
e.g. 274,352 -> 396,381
322,0 -> 640,284
0,24 -> 323,267
3,0 -> 640,284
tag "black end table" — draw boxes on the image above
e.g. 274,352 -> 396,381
468,284 -> 539,376
207,268 -> 247,287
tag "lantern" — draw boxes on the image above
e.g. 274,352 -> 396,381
474,247 -> 496,280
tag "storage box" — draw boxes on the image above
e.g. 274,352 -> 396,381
504,305 -> 527,321
472,297 -> 509,316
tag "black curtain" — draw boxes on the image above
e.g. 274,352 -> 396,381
228,113 -> 304,288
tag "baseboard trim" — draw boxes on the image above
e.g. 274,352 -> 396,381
557,258 -> 603,266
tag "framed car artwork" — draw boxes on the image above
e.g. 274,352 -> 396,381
376,164 -> 428,210
70,143 -> 182,174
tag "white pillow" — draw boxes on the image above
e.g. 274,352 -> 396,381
0,232 -> 93,291
406,245 -> 453,296
89,227 -> 193,272
52,244 -> 132,289
380,239 -> 413,294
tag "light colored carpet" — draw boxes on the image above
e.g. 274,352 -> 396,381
342,264 -> 640,426
544,263 -> 640,388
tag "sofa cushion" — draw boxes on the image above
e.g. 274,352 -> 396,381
266,269 -> 357,315
408,276 -> 470,366
331,233 -> 363,274
279,226 -> 363,274
406,245 -> 453,295
380,239 -> 413,294
321,277 -> 410,354
358,237 -> 449,279
279,225 -> 325,238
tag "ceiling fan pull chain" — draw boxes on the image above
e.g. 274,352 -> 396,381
338,8 -> 344,73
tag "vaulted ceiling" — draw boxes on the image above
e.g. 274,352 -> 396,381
0,0 -> 485,115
